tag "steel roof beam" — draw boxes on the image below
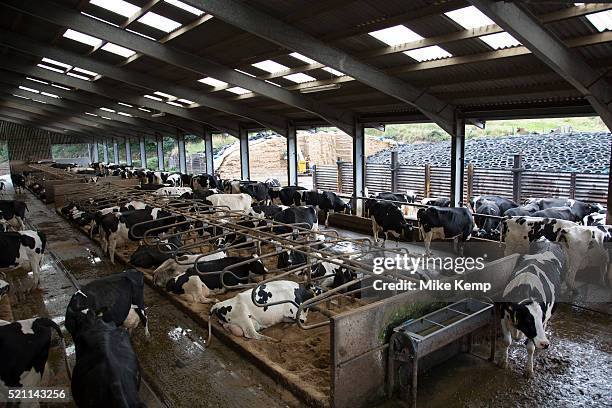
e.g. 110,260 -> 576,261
0,115 -> 92,141
469,0 -> 612,131
3,1 -> 355,135
183,0 -> 457,134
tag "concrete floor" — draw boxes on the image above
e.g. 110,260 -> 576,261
4,187 -> 300,408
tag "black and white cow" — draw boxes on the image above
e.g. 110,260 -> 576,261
191,174 -> 218,190
417,206 -> 474,255
503,202 -> 540,217
369,201 -> 413,246
469,195 -> 518,215
65,269 -> 149,337
0,200 -> 28,230
10,174 -> 26,194
165,254 -> 267,296
421,197 -> 451,207
319,191 -> 352,227
0,230 -> 46,285
531,207 -> 581,222
0,317 -> 68,392
498,239 -> 566,378
474,200 -> 501,239
583,211 -> 606,226
310,261 -> 359,293
277,247 -> 307,269
208,280 -> 323,343
129,235 -> 182,269
241,182 -> 270,204
152,186 -> 193,197
152,251 -> 228,287
70,312 -> 144,408
251,205 -> 287,220
271,186 -> 307,206
272,206 -> 318,235
527,198 -> 602,220
502,217 -> 577,257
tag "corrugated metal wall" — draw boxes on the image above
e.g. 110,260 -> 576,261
313,164 -> 338,191
0,121 -> 76,164
472,168 -> 514,198
365,163 -> 391,194
396,166 -> 425,199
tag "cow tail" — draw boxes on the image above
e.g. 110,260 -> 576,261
38,318 -> 73,380
206,307 -> 215,348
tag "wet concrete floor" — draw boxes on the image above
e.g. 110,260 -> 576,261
4,188 -> 300,408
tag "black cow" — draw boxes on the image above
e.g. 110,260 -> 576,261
369,201 -> 413,246
241,182 -> 270,204
273,186 -> 307,206
0,200 -> 28,230
130,235 -> 182,268
422,197 -> 451,207
65,269 -> 149,337
136,183 -> 165,191
10,174 -> 26,193
532,207 -> 580,222
417,206 -> 474,255
504,202 -> 540,217
70,312 -> 144,408
469,195 -> 518,215
474,200 -> 501,239
272,206 -> 318,235
293,190 -> 321,207
0,317 -> 67,391
319,191 -> 352,227
251,205 -> 286,219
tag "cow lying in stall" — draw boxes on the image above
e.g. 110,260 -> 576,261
207,280 -> 323,343
0,230 -> 46,285
152,251 -> 228,287
498,238 -> 566,378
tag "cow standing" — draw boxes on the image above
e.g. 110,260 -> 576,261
0,230 -> 46,285
417,206 -> 474,255
369,201 -> 413,246
0,200 -> 28,230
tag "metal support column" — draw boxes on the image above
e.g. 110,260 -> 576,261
103,139 -> 109,164
92,141 -> 99,162
607,143 -> 612,225
156,134 -> 164,171
177,133 -> 187,174
450,116 -> 466,207
239,127 -> 250,180
287,123 -> 298,186
353,122 -> 366,216
112,139 -> 119,164
139,137 -> 147,169
204,129 -> 214,175
125,139 -> 132,166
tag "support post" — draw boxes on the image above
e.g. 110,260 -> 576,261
512,154 -> 523,203
204,129 -> 214,175
139,137 -> 146,169
113,139 -> 119,164
103,139 -> 109,164
450,116 -> 465,207
92,141 -> 99,162
125,139 -> 132,166
239,127 -> 250,180
424,164 -> 431,198
287,123 -> 298,186
467,163 -> 474,200
607,143 -> 612,224
353,122 -> 366,216
178,133 -> 187,174
156,134 -> 164,171
391,150 -> 399,192
87,143 -> 92,163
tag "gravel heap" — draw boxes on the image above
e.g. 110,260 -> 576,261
367,132 -> 611,173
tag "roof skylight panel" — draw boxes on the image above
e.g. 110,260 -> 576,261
234,69 -> 256,77
63,29 -> 103,47
85,112 -> 98,117
164,0 -> 205,16
12,94 -> 29,100
198,77 -> 228,87
368,25 -> 423,46
444,6 -> 494,29
322,67 -> 344,76
166,101 -> 183,107
37,64 -> 65,73
118,102 -> 133,108
66,72 -> 92,81
117,111 -> 133,117
582,9 -> 612,32
89,0 -> 140,18
265,80 -> 282,87
138,107 -> 152,112
479,32 -> 521,49
51,84 -> 71,91
41,57 -> 72,71
72,67 -> 98,77
125,29 -> 157,41
26,77 -> 49,85
153,91 -> 176,99
252,60 -> 289,73
404,46 -> 452,62
177,98 -> 195,105
289,52 -> 316,64
18,86 -> 40,94
100,107 -> 115,113
144,94 -> 163,101
226,87 -> 251,95
41,92 -> 60,99
137,12 -> 182,33
283,73 -> 316,83
101,43 -> 136,57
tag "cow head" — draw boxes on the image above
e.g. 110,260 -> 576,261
331,267 -> 358,291
506,301 -> 550,349
249,254 -> 268,275
277,248 -> 307,269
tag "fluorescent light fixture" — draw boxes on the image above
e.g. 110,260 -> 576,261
41,92 -> 60,98
52,84 -> 71,91
117,111 -> 133,117
283,73 -> 316,83
404,45 -> 452,62
144,94 -> 163,101
90,0 -> 140,18
444,6 -> 494,29
37,64 -> 65,73
265,80 -> 282,87
63,29 -> 103,47
85,112 -> 98,116
234,69 -> 256,77
42,57 -> 72,70
198,77 -> 228,87
252,60 -> 289,73
582,9 -> 612,32
177,98 -> 195,104
100,107 -> 115,112
322,67 -> 344,76
138,12 -> 182,33
126,28 -> 157,41
299,83 -> 341,94
12,94 -> 29,100
369,25 -> 422,46
153,91 -> 176,99
289,52 -> 316,64
118,102 -> 133,107
26,77 -> 49,85
166,101 -> 183,107
101,43 -> 136,57
479,32 -> 521,49
138,107 -> 152,112
19,85 -> 40,94
66,72 -> 90,80
226,87 -> 251,95
164,0 -> 204,16
73,67 -> 98,76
